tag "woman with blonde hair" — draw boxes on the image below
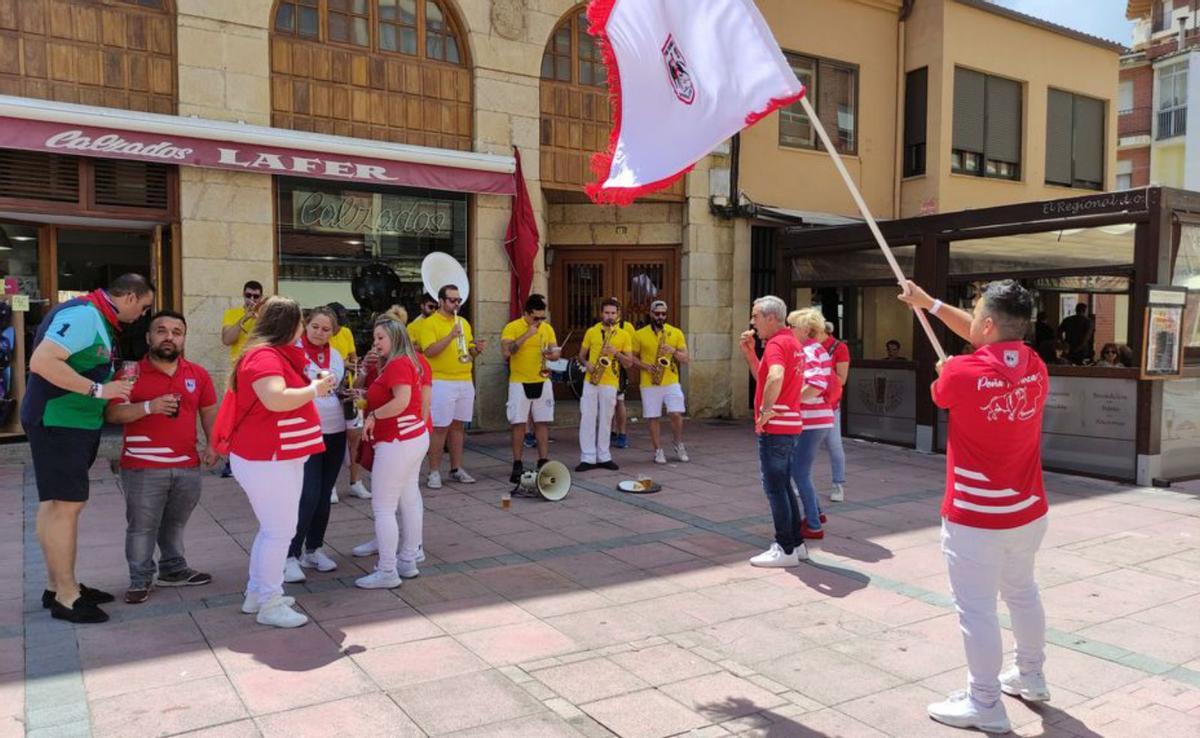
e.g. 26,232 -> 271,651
227,296 -> 335,627
356,313 -> 432,588
787,307 -> 835,540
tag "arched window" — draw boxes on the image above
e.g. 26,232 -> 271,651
540,10 -> 606,87
270,0 -> 471,149
273,0 -> 463,64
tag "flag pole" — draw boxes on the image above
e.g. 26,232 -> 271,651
798,95 -> 947,362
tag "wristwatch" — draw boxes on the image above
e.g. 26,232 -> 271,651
88,382 -> 103,398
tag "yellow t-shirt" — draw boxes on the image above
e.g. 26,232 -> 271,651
582,322 -> 632,388
221,307 -> 255,359
407,315 -> 426,348
330,326 -> 356,362
502,318 -> 558,384
635,324 -> 687,388
418,311 -> 474,381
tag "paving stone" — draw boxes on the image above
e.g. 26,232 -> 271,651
578,688 -> 709,738
390,669 -> 545,734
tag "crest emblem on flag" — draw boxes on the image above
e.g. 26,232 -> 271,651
185,378 -> 197,393
661,34 -> 695,105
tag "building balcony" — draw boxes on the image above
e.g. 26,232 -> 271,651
1157,107 -> 1187,139
1119,106 -> 1152,137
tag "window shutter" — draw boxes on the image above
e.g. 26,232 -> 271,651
1045,89 -> 1074,185
1072,95 -> 1105,186
0,151 -> 79,202
952,67 -> 985,153
904,67 -> 927,147
93,160 -> 170,210
985,76 -> 1021,164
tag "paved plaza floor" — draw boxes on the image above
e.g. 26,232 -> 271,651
3,419 -> 1199,737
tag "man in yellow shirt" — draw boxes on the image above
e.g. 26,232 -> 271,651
500,294 -> 561,483
577,297 -> 633,472
407,294 -> 437,349
417,284 -> 485,489
220,280 -> 263,360
634,300 -> 690,464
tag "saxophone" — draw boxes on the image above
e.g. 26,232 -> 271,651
588,327 -> 612,385
539,338 -> 551,379
650,328 -> 671,385
455,314 -> 472,363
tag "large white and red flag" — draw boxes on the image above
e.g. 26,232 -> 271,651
586,0 -> 803,205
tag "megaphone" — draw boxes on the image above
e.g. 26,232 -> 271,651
515,460 -> 572,501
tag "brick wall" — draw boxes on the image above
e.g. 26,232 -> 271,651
1119,147 -> 1152,186
1119,64 -> 1153,138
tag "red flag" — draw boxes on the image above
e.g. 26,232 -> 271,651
504,148 -> 539,320
586,0 -> 803,205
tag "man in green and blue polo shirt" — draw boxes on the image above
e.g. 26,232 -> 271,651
22,273 -> 155,624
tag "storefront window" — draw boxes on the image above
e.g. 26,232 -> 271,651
1174,224 -> 1200,354
0,221 -> 45,372
275,177 -> 468,353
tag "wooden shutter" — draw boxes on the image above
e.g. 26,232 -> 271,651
985,75 -> 1021,164
952,67 -> 985,154
1072,95 -> 1105,186
0,151 -> 79,202
92,160 -> 170,210
1045,89 -> 1074,185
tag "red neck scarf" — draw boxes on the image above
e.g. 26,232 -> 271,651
301,335 -> 331,369
82,289 -> 122,335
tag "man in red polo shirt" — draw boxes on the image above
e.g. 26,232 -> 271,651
105,310 -> 219,604
899,280 -> 1050,734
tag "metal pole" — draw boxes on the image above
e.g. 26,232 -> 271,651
798,95 -> 947,361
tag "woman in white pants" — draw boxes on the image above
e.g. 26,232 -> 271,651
227,296 -> 335,628
357,314 -> 431,589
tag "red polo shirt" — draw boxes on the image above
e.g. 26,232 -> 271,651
119,357 -> 217,469
229,345 -> 324,461
754,330 -> 804,435
367,354 -> 432,443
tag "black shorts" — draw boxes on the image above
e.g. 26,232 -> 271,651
27,424 -> 102,503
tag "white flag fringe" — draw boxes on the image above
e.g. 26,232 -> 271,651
586,0 -> 804,205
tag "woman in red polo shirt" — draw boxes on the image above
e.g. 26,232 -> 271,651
228,297 -> 335,628
356,313 -> 431,589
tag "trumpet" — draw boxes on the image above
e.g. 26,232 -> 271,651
588,327 -> 612,385
539,340 -> 552,379
455,314 -> 472,363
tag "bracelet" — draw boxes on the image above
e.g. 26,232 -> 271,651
143,400 -> 152,415
930,299 -> 944,315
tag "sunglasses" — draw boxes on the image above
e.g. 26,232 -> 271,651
443,297 -> 462,304
244,292 -> 262,299
531,316 -> 546,322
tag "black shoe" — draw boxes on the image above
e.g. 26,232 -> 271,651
599,460 -> 620,471
124,586 -> 151,605
575,462 -> 597,473
156,569 -> 213,587
510,461 -> 525,484
42,584 -> 115,610
221,462 -> 233,479
49,598 -> 109,624
537,458 -> 549,469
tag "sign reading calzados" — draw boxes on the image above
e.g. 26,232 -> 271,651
0,117 -> 515,195
292,190 -> 453,239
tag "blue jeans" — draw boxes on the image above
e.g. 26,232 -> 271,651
289,431 -> 346,558
792,428 -> 828,531
757,434 -> 801,554
822,411 -> 846,484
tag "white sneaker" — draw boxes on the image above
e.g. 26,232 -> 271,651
283,557 -> 306,583
415,545 -> 426,563
830,484 -> 845,502
397,560 -> 420,579
330,488 -> 339,504
355,569 -> 402,589
449,468 -> 476,484
300,549 -> 338,572
999,665 -> 1050,702
427,471 -> 443,489
242,593 -> 294,615
653,448 -> 667,465
674,443 -> 689,462
347,480 -> 372,499
749,543 -> 801,568
256,595 -> 308,628
351,539 -> 378,557
927,691 -> 1011,733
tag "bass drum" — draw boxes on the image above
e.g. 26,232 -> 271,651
548,358 -> 586,400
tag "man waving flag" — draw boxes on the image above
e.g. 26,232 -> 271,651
585,0 -> 804,205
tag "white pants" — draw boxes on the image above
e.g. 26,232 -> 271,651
371,432 -> 430,573
507,381 -> 554,424
579,383 -> 617,463
941,515 -> 1048,705
232,453 -> 305,606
